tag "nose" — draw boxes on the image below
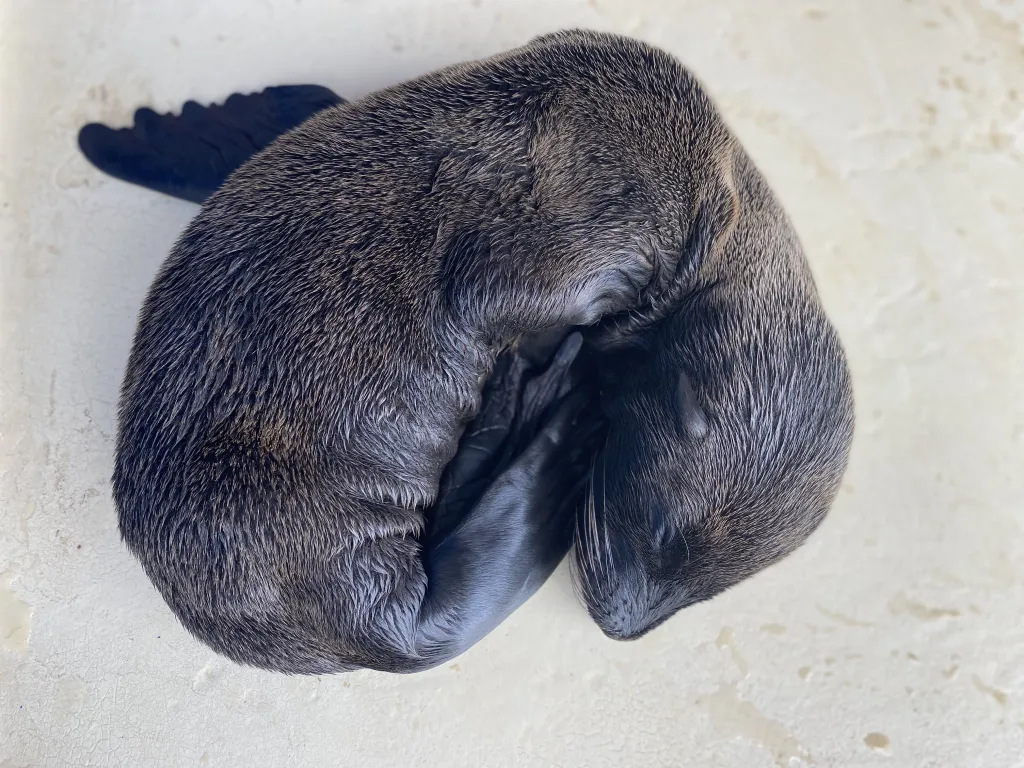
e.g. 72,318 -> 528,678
599,622 -> 647,641
590,577 -> 684,642
593,598 -> 661,641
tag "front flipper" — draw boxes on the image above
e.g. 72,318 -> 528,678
429,331 -> 582,547
77,85 -> 343,203
411,388 -> 604,669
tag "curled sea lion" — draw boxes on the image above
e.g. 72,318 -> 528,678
85,30 -> 853,668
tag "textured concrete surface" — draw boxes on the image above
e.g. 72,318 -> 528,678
2,1 -> 1023,766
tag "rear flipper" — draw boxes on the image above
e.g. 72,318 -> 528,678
77,85 -> 343,203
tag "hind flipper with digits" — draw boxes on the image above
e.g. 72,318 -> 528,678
77,85 -> 343,203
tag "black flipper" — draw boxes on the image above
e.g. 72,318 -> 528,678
77,85 -> 344,203
429,331 -> 586,548
413,385 -> 603,670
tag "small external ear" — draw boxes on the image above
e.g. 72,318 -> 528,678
590,146 -> 740,349
677,371 -> 708,438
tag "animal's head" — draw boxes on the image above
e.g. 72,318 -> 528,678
574,274 -> 854,640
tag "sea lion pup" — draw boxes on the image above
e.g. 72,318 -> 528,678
96,30 -> 853,657
110,31 -> 742,672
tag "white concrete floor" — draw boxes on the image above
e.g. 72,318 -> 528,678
2,1 -> 1022,766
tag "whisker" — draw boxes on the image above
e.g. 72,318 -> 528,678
587,467 -> 600,574
600,438 -> 612,572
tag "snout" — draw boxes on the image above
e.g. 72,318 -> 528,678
572,466 -> 683,641
595,615 -> 654,641
573,543 -> 673,642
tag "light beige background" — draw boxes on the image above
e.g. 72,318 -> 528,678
2,1 -> 1022,766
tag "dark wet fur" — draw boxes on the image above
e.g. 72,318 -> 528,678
93,30 -> 853,669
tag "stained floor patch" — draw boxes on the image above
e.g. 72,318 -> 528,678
699,682 -> 811,767
864,732 -> 891,754
0,572 -> 33,655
